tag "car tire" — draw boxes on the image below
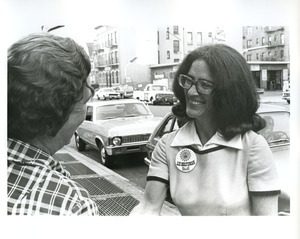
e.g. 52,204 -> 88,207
99,144 -> 114,167
75,133 -> 86,151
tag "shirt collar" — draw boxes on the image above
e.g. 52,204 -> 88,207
7,138 -> 70,177
170,120 -> 243,150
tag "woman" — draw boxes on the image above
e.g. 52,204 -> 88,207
131,44 -> 280,216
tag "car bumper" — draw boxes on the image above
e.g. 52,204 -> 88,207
108,94 -> 120,99
106,142 -> 149,156
155,97 -> 174,104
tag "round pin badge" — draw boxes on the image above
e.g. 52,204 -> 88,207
175,148 -> 197,173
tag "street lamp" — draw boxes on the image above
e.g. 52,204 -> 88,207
124,56 -> 138,84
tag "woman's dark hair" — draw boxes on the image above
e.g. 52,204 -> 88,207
172,44 -> 265,140
8,33 -> 91,141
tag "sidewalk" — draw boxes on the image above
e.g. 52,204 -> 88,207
53,146 -> 180,216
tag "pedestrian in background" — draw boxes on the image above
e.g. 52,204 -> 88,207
131,44 -> 280,216
7,33 -> 99,215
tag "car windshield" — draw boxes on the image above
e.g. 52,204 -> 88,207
95,102 -> 152,120
152,85 -> 167,91
103,88 -> 114,92
258,111 -> 290,146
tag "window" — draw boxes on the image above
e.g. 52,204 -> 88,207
262,37 -> 265,45
256,53 -> 259,60
247,55 -> 251,61
158,50 -> 160,64
268,36 -> 272,45
274,35 -> 277,42
247,27 -> 252,35
173,40 -> 180,53
247,40 -> 252,48
196,32 -> 202,45
115,51 -> 118,63
173,26 -> 179,34
116,71 -> 119,84
187,32 -> 193,44
280,34 -> 284,44
256,38 -> 259,45
85,106 -> 93,121
167,50 -> 170,59
166,27 -> 170,39
114,31 -> 117,44
268,52 -> 271,56
262,52 -> 265,60
274,51 -> 278,56
208,32 -> 212,37
111,71 -> 115,84
280,50 -> 284,58
174,58 -> 180,62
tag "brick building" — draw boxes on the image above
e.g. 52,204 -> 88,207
242,26 -> 290,91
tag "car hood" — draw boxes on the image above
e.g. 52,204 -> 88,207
95,116 -> 162,137
271,145 -> 289,195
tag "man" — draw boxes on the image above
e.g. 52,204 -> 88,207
7,33 -> 99,215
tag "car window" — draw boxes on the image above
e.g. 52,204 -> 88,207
95,103 -> 152,120
258,112 -> 290,145
152,85 -> 167,91
85,106 -> 93,121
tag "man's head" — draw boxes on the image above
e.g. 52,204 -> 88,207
8,33 -> 93,150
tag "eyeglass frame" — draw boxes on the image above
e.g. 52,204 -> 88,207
178,74 -> 215,95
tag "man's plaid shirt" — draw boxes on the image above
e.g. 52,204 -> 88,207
7,138 -> 99,215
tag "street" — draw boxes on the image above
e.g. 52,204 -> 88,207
67,91 -> 290,190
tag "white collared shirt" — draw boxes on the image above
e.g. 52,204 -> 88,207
147,120 -> 280,216
170,120 -> 243,151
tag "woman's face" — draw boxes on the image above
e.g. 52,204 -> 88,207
184,59 -> 216,119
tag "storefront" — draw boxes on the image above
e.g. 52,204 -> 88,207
249,62 -> 289,91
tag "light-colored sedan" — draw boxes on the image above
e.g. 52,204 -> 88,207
144,104 -> 290,216
74,99 -> 162,167
95,87 -> 120,100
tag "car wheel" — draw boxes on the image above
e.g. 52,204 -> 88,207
75,133 -> 86,151
99,145 -> 114,167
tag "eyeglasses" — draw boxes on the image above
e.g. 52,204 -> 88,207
178,74 -> 214,95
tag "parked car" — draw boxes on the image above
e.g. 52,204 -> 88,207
256,88 -> 265,94
144,104 -> 290,216
282,89 -> 290,104
133,84 -> 177,105
95,87 -> 120,100
74,99 -> 162,167
113,85 -> 134,98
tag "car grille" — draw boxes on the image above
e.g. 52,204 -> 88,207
122,134 -> 151,143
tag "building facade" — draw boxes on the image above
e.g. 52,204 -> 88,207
242,26 -> 290,91
151,26 -> 226,89
90,26 -> 230,90
91,26 -> 158,89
